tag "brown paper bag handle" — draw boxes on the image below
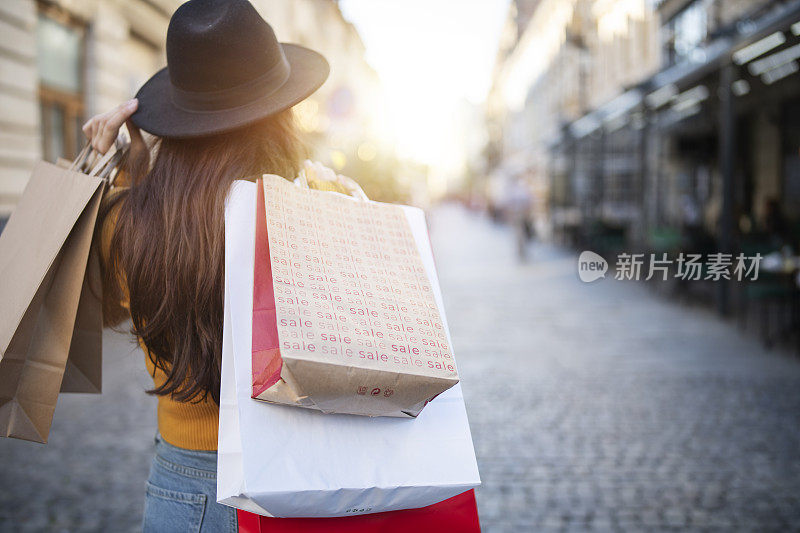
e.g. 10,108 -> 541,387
69,144 -> 94,172
70,138 -> 130,185
87,148 -> 118,178
92,147 -> 128,184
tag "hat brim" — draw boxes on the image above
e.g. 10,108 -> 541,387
130,43 -> 329,138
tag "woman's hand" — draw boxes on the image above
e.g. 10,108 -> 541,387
82,98 -> 148,166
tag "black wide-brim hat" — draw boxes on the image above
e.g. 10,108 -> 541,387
131,0 -> 329,138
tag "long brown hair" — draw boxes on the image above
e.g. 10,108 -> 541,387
99,109 -> 304,404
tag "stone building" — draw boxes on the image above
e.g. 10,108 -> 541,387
485,0 -> 659,229
0,0 -> 383,221
489,0 -> 800,317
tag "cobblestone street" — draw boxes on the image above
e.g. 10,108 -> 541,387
2,204 -> 800,532
429,205 -> 800,532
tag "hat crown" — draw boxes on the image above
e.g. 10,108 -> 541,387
166,0 -> 285,92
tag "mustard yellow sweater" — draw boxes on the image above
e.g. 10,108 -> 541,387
143,352 -> 220,450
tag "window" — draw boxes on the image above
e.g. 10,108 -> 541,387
665,0 -> 708,66
36,9 -> 85,163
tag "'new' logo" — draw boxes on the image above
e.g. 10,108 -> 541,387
578,251 -> 608,282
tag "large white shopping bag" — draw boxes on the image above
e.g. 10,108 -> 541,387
217,180 -> 480,518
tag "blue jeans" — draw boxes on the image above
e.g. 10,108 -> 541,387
143,434 -> 238,533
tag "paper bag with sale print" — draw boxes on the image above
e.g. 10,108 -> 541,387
252,174 -> 458,417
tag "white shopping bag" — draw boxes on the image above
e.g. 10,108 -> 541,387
217,180 -> 480,518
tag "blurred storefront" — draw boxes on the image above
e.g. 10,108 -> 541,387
0,0 -> 387,222
488,0 -> 800,318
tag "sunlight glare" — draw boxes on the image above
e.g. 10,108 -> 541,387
339,0 -> 510,173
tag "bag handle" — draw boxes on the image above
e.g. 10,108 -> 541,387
90,145 -> 129,184
70,137 -> 130,186
335,174 -> 369,201
69,144 -> 93,172
294,160 -> 369,201
87,147 -> 119,178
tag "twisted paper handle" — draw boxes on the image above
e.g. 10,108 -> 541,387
294,159 -> 369,201
70,136 -> 130,186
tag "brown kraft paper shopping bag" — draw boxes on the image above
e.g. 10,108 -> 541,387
251,174 -> 459,418
0,155 -> 108,443
54,155 -> 104,394
59,247 -> 103,394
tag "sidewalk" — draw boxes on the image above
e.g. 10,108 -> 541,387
429,203 -> 800,532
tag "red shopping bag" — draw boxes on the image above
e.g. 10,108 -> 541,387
251,179 -> 282,399
237,489 -> 480,533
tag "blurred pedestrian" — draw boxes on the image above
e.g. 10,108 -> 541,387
82,0 -> 329,531
505,177 -> 533,262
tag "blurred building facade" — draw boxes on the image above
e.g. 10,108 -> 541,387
0,0 -> 386,219
488,0 -> 800,313
486,0 -> 660,228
